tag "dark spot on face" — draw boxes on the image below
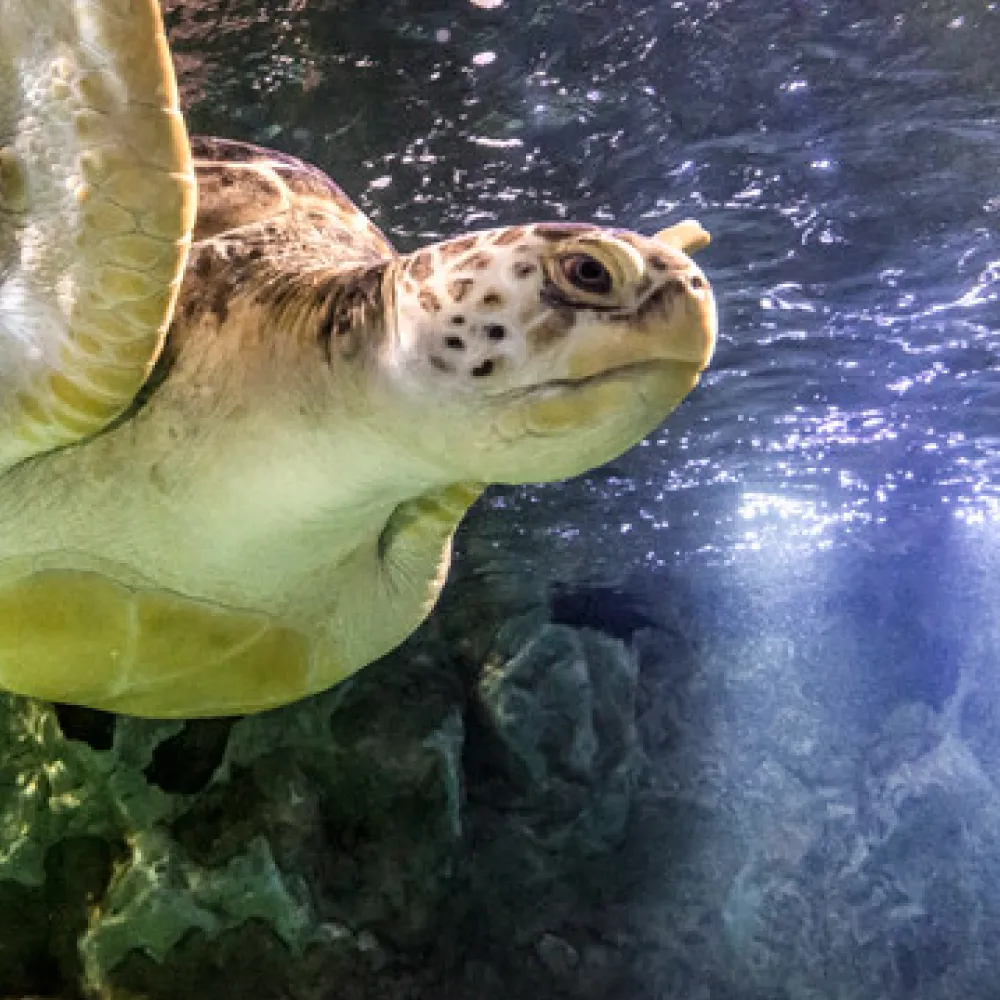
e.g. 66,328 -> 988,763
439,234 -> 478,258
513,262 -> 537,279
418,289 -> 442,314
485,324 -> 506,341
445,335 -> 466,350
450,315 -> 466,325
634,275 -> 653,299
481,291 -> 503,308
648,253 -> 668,271
457,251 -> 493,272
447,278 -> 474,302
494,226 -> 527,246
471,359 -> 495,377
430,354 -> 456,373
690,274 -> 706,290
408,251 -> 434,281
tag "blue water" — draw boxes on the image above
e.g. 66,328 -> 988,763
167,1 -> 1000,996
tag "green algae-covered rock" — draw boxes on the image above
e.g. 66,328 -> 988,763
0,600 -> 644,999
477,617 -> 642,852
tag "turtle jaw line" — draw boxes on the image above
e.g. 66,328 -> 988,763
495,359 -> 684,401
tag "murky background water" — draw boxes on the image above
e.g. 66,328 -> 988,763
165,1 -> 1000,996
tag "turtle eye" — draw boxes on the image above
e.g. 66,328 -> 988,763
561,254 -> 613,296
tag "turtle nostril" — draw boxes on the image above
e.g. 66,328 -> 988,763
663,272 -> 709,298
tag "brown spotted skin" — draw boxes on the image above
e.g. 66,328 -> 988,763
164,137 -> 398,384
388,220 -> 715,408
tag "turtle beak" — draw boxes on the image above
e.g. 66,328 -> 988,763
651,219 -> 716,370
646,251 -> 716,370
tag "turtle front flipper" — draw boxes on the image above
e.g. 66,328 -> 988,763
0,0 -> 195,471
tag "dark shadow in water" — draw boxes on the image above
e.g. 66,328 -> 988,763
143,718 -> 235,795
548,582 -> 661,643
52,703 -> 116,752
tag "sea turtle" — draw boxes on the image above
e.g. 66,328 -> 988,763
0,0 -> 717,718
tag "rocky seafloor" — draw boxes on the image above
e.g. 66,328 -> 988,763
2,536 -> 1000,1000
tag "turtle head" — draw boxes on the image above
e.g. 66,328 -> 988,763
378,220 -> 717,484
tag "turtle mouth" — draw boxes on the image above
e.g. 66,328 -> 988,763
499,359 -> 683,400
541,359 -> 676,392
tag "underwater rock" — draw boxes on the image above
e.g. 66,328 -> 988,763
0,598 -> 645,999
470,616 -> 642,855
